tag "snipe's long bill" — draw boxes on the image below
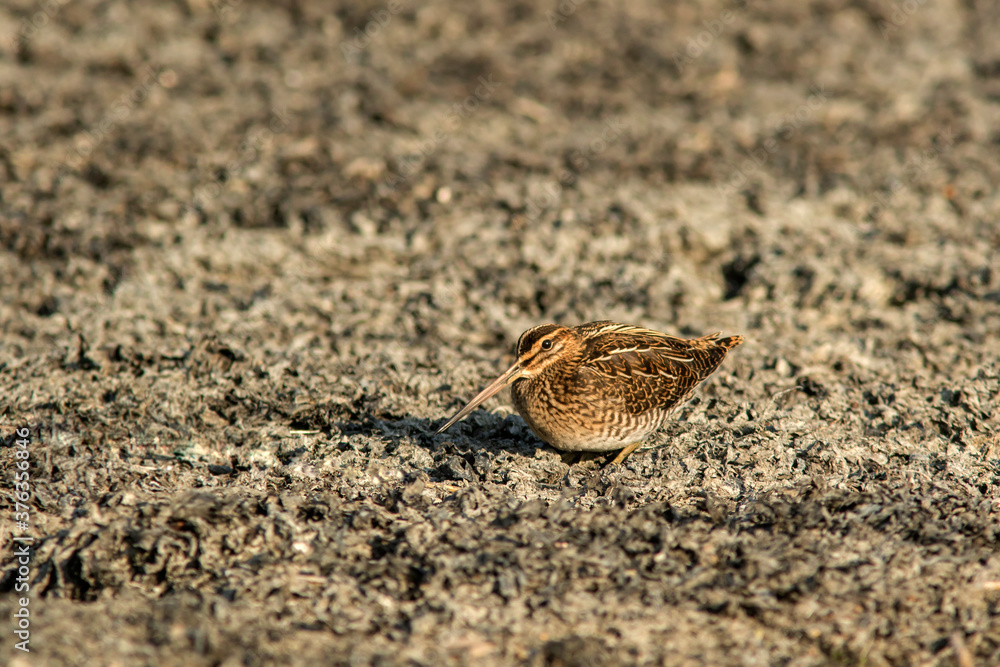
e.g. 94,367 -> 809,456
437,321 -> 744,465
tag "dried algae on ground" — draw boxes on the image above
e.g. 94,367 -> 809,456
1,0 -> 999,665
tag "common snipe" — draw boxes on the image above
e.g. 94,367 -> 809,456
437,321 -> 744,465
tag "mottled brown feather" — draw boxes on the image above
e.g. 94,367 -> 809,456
438,320 -> 744,462
572,322 -> 742,416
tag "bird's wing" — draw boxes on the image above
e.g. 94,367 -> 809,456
577,325 -> 731,414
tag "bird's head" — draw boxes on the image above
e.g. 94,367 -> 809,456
436,323 -> 582,433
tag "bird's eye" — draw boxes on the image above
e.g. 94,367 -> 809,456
541,339 -> 553,350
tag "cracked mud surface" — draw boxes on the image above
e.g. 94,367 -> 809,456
2,0 -> 999,664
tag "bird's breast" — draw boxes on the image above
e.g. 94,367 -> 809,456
510,376 -> 664,452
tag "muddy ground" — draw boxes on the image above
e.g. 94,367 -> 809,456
1,0 -> 999,665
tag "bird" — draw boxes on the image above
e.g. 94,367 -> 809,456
437,321 -> 744,465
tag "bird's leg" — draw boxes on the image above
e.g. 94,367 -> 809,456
609,442 -> 642,466
559,451 -> 583,465
562,451 -> 604,465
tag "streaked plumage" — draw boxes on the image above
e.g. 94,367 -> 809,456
437,321 -> 744,464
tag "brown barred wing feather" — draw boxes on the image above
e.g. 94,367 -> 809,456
575,324 -> 743,415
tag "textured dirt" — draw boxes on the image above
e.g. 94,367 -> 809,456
2,0 -> 1000,665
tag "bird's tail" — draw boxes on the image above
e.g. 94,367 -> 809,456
716,334 -> 744,351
